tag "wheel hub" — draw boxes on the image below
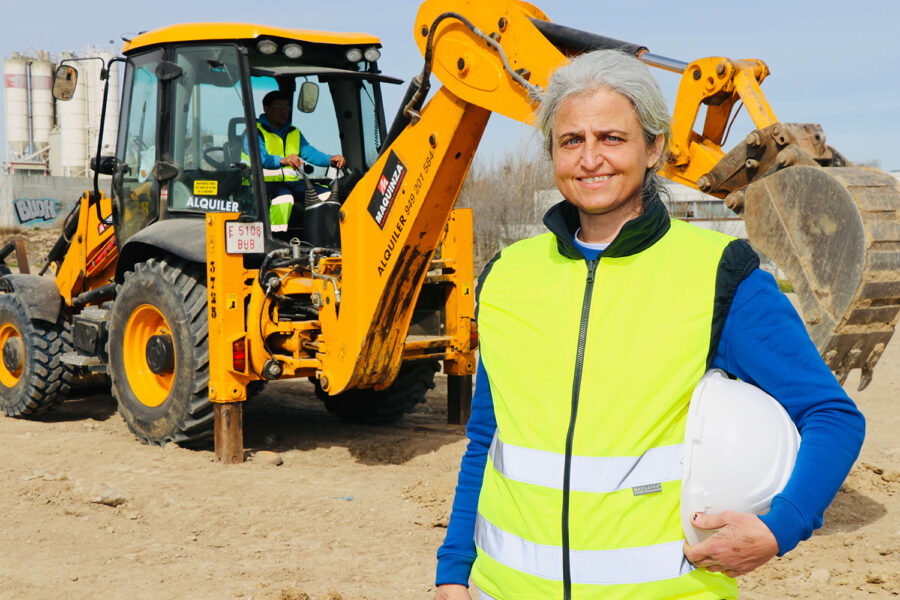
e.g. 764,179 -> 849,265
2,336 -> 23,372
146,334 -> 175,374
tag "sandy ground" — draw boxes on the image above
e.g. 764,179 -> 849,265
1,229 -> 898,599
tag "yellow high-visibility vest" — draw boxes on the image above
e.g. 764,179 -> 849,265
257,122 -> 300,182
473,217 -> 739,600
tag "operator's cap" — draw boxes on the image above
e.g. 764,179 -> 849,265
681,369 -> 800,545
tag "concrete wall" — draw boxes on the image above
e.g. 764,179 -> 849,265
0,174 -> 101,229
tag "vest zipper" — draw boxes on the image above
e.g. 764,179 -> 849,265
562,257 -> 598,600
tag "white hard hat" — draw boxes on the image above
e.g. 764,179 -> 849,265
681,369 -> 800,546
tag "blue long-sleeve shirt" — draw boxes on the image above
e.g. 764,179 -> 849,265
435,242 -> 866,587
249,114 -> 333,169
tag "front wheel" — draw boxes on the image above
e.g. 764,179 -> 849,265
0,293 -> 72,416
317,360 -> 439,424
107,257 -> 212,446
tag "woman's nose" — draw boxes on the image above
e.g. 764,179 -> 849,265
580,141 -> 604,170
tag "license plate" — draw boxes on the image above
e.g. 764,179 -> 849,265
225,221 -> 264,254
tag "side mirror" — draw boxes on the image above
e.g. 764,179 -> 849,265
52,64 -> 78,101
298,81 -> 319,113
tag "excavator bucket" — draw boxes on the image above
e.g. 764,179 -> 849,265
741,166 -> 900,390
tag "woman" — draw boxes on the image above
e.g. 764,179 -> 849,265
435,50 -> 864,600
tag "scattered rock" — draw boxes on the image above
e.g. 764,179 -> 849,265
254,450 -> 283,466
880,468 -> 900,483
862,462 -> 884,475
866,572 -> 885,584
92,489 -> 130,507
808,568 -> 831,585
75,479 -> 131,507
277,589 -> 311,600
20,470 -> 68,482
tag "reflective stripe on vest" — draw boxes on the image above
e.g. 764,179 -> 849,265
489,432 -> 684,493
473,219 -> 738,599
476,514 -> 693,585
257,123 -> 300,182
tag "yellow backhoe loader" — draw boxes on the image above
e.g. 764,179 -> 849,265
1,0 -> 897,462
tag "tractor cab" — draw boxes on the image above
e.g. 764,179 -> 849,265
59,24 -> 398,247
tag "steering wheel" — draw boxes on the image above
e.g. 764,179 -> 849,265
202,145 -> 229,170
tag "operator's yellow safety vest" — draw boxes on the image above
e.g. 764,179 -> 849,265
257,122 -> 300,182
473,218 -> 738,600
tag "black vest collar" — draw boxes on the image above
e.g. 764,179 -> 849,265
542,194 -> 671,259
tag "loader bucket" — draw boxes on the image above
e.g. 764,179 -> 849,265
742,166 -> 900,389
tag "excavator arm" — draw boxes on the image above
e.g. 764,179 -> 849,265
317,0 -> 899,395
660,55 -> 900,391
314,0 -> 568,395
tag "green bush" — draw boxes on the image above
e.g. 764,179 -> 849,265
776,279 -> 794,293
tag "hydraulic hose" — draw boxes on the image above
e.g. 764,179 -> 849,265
404,12 -> 544,123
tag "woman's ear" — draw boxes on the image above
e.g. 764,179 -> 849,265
646,134 -> 665,169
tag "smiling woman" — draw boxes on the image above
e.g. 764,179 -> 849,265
535,49 -> 670,243
548,87 -> 663,242
435,50 -> 865,600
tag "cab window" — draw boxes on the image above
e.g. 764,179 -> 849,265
250,74 -> 341,179
168,45 -> 258,218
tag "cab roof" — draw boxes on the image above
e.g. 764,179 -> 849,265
123,22 -> 381,54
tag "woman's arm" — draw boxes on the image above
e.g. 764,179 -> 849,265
711,268 -> 866,554
435,359 -> 497,587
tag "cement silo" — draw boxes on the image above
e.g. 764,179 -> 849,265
57,51 -> 89,176
30,51 -> 54,151
81,46 -> 119,158
4,53 -> 29,160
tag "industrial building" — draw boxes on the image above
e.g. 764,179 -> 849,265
2,47 -> 117,229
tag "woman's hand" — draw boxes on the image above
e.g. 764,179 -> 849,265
683,511 -> 779,577
435,584 -> 472,600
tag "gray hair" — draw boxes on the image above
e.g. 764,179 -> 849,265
536,50 -> 671,201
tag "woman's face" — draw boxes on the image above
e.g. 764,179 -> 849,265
551,87 -> 663,242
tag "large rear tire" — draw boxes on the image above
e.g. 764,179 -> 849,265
0,294 -> 72,416
107,257 -> 212,446
317,360 -> 439,424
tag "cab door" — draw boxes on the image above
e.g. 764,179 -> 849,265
113,49 -> 162,244
166,45 -> 260,220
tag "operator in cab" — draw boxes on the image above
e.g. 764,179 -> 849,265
255,90 -> 346,232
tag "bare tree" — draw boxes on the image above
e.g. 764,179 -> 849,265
456,139 -> 555,271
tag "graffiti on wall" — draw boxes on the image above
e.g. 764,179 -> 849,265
14,198 -> 62,225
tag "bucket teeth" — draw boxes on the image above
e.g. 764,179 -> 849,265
742,166 -> 900,387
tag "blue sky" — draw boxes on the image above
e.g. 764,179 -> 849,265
3,0 -> 898,171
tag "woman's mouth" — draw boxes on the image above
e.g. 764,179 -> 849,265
579,175 -> 612,183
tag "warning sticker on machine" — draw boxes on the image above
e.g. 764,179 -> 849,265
367,151 -> 406,229
193,180 -> 219,196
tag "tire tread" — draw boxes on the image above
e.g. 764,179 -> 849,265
0,294 -> 73,417
108,257 -> 213,446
